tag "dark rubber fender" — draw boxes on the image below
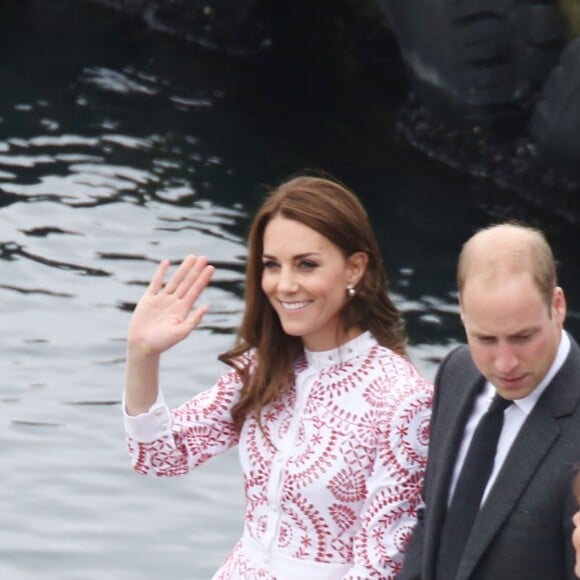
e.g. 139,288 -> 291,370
529,36 -> 580,172
376,0 -> 565,129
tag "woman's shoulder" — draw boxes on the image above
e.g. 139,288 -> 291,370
365,344 -> 433,393
366,342 -> 414,370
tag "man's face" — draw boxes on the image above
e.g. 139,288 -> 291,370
460,273 -> 566,400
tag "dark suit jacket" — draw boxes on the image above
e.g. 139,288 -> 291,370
399,333 -> 580,580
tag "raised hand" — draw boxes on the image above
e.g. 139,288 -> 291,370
127,255 -> 215,356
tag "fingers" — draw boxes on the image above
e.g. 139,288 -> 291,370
185,304 -> 210,334
183,263 -> 215,306
175,256 -> 210,299
163,255 -> 198,295
147,259 -> 171,294
148,256 -> 214,305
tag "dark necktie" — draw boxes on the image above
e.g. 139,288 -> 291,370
436,393 -> 512,580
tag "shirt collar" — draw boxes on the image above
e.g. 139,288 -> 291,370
304,331 -> 376,370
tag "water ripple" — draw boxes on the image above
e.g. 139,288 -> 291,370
0,284 -> 75,298
81,66 -> 159,96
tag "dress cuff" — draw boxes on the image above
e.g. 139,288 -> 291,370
123,391 -> 172,442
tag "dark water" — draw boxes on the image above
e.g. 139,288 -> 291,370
1,1 -> 579,579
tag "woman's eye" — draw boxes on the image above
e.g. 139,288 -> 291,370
300,260 -> 317,269
262,260 -> 278,270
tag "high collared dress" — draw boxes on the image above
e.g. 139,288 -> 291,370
124,331 -> 433,579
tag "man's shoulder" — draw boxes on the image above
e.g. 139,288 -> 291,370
438,344 -> 478,377
566,332 -> 580,361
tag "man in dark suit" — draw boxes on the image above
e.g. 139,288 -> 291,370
400,223 -> 580,580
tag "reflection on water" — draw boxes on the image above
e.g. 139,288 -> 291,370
1,1 -> 579,579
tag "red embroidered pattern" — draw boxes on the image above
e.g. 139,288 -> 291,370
125,337 -> 433,579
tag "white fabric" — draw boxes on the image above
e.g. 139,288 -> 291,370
124,331 -> 433,579
214,532 -> 351,580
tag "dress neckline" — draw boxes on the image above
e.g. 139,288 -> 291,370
303,331 -> 376,370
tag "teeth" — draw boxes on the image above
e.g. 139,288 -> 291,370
281,301 -> 309,311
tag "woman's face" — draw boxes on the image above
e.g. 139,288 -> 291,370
261,216 -> 366,351
573,510 -> 580,577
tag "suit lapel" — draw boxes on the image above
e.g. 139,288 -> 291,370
456,409 -> 560,580
424,377 -> 484,575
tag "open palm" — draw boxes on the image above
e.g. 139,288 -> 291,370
128,255 -> 215,355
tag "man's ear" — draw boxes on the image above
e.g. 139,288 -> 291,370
459,295 -> 465,325
552,286 -> 567,325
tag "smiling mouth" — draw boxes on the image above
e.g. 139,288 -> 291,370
280,300 -> 311,311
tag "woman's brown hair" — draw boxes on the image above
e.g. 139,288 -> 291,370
219,174 -> 407,432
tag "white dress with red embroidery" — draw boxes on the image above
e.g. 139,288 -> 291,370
124,331 -> 432,579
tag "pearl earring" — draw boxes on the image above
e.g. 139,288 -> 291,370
347,284 -> 356,297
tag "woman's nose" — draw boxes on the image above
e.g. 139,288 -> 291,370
277,267 -> 297,292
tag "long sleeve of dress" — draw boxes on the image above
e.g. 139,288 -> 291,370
124,366 -> 242,476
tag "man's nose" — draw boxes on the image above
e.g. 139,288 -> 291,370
494,343 -> 518,374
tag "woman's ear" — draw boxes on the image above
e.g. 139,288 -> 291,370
348,252 -> 369,285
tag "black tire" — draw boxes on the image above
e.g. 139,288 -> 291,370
529,36 -> 580,173
376,0 -> 565,129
